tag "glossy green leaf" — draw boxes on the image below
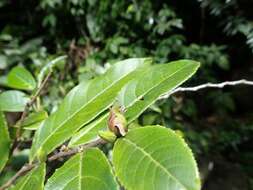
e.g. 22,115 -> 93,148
121,60 -> 200,122
0,112 -> 10,172
22,110 -> 48,130
7,66 -> 36,90
69,60 -> 199,147
69,114 -> 108,147
45,148 -> 119,190
10,163 -> 46,190
30,58 -> 150,162
113,126 -> 201,190
0,90 -> 29,112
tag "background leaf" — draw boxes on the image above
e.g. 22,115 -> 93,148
0,112 -> 10,172
10,163 -> 45,190
69,60 -> 199,147
37,55 -> 67,86
0,90 -> 29,112
45,148 -> 118,190
30,58 -> 150,161
113,126 -> 201,190
22,110 -> 48,130
7,66 -> 36,90
0,76 -> 8,87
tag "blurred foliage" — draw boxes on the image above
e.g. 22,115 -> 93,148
0,0 -> 253,189
200,0 -> 253,51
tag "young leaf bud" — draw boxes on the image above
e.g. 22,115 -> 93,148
98,130 -> 117,143
108,106 -> 127,137
37,147 -> 47,163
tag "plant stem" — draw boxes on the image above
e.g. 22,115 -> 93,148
0,138 -> 107,190
14,72 -> 52,142
48,138 -> 106,161
8,71 -> 52,167
0,164 -> 36,190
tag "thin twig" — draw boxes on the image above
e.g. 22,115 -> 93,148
10,72 -> 52,155
0,164 -> 36,190
30,71 -> 52,106
37,55 -> 67,86
159,79 -> 253,99
15,71 -> 52,139
48,138 -> 107,162
0,138 -> 107,190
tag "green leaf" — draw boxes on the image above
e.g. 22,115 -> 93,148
45,148 -> 119,190
37,55 -> 67,86
7,66 -> 36,90
121,60 -> 200,122
0,90 -> 29,112
0,76 -> 8,87
69,60 -> 199,147
22,110 -> 48,130
0,55 -> 7,70
113,126 -> 201,190
0,112 -> 10,172
30,58 -> 151,162
69,114 -> 108,147
10,163 -> 46,190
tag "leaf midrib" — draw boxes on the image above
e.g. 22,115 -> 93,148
127,63 -> 194,109
122,138 -> 186,189
127,62 -> 197,121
